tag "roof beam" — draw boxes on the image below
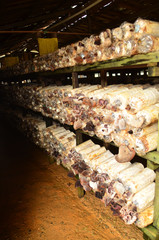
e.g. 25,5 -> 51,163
47,0 -> 105,30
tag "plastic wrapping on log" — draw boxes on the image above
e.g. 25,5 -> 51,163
120,182 -> 155,224
134,18 -> 159,38
137,35 -> 159,54
135,205 -> 154,228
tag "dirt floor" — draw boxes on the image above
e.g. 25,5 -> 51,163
0,119 -> 144,240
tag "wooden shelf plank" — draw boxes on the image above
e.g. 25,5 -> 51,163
141,225 -> 159,240
1,51 -> 159,79
53,51 -> 159,74
147,160 -> 159,170
143,152 -> 159,164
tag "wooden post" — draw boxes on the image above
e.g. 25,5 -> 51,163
157,116 -> 159,153
148,66 -> 159,77
76,129 -> 84,198
72,72 -> 79,88
153,168 -> 159,229
76,129 -> 83,146
72,71 -> 84,197
143,233 -> 151,240
72,72 -> 83,146
101,69 -> 107,87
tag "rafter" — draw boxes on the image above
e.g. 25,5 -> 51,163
47,0 -> 105,30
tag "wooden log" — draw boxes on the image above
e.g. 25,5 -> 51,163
135,18 -> 159,38
137,35 -> 159,54
135,205 -> 154,229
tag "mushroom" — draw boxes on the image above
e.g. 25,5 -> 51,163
115,145 -> 135,163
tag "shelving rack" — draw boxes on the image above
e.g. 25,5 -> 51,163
1,51 -> 159,240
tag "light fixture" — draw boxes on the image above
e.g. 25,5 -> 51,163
0,54 -> 5,58
71,5 -> 77,8
30,50 -> 39,53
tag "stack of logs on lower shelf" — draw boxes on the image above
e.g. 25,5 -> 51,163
1,83 -> 159,160
1,107 -> 155,229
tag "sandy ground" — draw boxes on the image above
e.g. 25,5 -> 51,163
0,120 -> 144,240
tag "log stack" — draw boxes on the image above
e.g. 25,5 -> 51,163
0,106 -> 156,228
2,83 -> 159,158
1,18 -> 159,77
43,125 -> 76,165
65,140 -> 155,228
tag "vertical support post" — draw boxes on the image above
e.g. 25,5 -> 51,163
76,130 -> 83,146
153,115 -> 159,229
100,69 -> 107,87
72,72 -> 79,88
143,233 -> 151,240
153,168 -> 159,229
76,131 -> 84,197
157,116 -> 159,153
72,71 -> 84,197
72,72 -> 83,146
